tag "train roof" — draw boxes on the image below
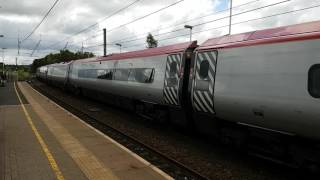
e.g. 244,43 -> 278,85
96,41 -> 197,62
46,61 -> 73,67
198,20 -> 320,51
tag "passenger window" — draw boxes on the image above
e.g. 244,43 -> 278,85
128,68 -> 154,83
199,60 -> 209,79
78,69 -> 97,79
97,69 -> 113,80
309,64 -> 320,98
86,69 -> 97,78
114,69 -> 130,81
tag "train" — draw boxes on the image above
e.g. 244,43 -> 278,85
36,21 -> 320,168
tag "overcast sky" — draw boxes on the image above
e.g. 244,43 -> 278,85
0,0 -> 319,65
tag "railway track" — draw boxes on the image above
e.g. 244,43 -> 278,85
29,81 -> 210,180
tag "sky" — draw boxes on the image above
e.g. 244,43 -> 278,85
0,0 -> 320,65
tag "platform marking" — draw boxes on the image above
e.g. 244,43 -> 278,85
27,83 -> 174,180
19,82 -> 120,180
14,82 -> 65,180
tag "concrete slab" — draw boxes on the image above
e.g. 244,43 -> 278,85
0,82 -> 87,180
17,82 -> 173,180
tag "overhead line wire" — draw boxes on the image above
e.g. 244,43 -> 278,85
45,0 -> 142,49
111,0 -> 261,43
21,0 -> 60,43
106,0 -> 186,33
122,3 -> 320,49
71,0 -> 191,48
115,0 -> 291,45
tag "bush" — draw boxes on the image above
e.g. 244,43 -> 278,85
17,70 -> 31,81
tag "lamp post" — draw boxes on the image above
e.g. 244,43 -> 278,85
1,48 -> 7,76
115,43 -> 122,53
184,25 -> 193,42
228,0 -> 233,35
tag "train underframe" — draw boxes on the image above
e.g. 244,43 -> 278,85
39,77 -> 320,172
194,112 -> 320,172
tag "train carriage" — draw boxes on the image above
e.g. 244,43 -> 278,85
68,42 -> 197,121
36,20 -> 320,167
189,20 -> 320,140
36,65 -> 48,81
46,62 -> 71,87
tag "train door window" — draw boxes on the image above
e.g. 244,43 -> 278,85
309,64 -> 320,98
199,60 -> 209,80
169,61 -> 177,77
167,61 -> 178,86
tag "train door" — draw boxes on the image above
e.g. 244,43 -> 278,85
64,63 -> 71,87
191,51 -> 217,114
163,54 -> 182,106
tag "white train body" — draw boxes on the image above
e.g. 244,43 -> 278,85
189,21 -> 320,140
214,39 -> 320,139
37,21 -> 320,141
68,42 -> 196,106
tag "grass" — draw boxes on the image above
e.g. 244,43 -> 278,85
17,70 -> 31,81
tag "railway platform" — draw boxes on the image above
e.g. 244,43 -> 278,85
0,81 -> 172,180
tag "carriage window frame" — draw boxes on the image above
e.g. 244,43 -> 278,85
78,68 -> 154,83
97,69 -> 113,80
199,60 -> 209,80
169,61 -> 178,78
308,64 -> 320,98
129,68 -> 154,83
114,69 -> 130,81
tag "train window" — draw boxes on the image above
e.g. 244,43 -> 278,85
97,70 -> 106,77
128,69 -> 136,81
114,69 -> 130,81
169,61 -> 177,77
78,69 -> 97,78
199,60 -> 209,79
128,68 -> 154,83
105,70 -> 113,80
136,68 -> 154,83
308,64 -> 320,98
78,69 -> 84,78
97,69 -> 113,80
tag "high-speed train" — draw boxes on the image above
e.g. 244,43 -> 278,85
37,21 -> 320,166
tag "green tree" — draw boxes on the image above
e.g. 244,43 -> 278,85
31,49 -> 94,73
146,33 -> 158,48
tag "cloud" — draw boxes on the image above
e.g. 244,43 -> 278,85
0,0 -> 320,65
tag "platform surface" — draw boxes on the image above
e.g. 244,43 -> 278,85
0,82 -> 172,180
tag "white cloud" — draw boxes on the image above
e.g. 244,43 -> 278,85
0,0 -> 320,65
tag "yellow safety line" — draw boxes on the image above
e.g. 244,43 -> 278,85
14,82 -> 65,180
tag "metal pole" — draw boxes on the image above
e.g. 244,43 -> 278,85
2,49 -> 4,75
16,30 -> 19,80
81,42 -> 83,54
115,43 -> 122,53
103,28 -> 106,56
228,0 -> 233,35
184,25 -> 193,42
